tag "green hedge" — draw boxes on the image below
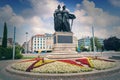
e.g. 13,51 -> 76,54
0,47 -> 23,60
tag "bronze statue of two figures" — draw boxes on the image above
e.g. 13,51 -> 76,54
54,5 -> 76,32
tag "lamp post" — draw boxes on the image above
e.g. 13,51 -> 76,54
13,27 -> 16,60
26,32 -> 28,54
12,14 -> 16,60
88,36 -> 91,52
92,26 -> 96,56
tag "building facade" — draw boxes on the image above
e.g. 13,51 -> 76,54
24,33 -> 79,53
31,33 -> 53,53
78,37 -> 104,51
78,37 -> 91,49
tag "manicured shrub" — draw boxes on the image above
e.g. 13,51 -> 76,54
15,52 -> 23,59
15,46 -> 23,59
0,46 -> 23,60
0,47 -> 7,59
6,47 -> 13,59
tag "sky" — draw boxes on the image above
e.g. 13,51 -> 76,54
0,0 -> 120,45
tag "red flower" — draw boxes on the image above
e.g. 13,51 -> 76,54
76,58 -> 91,67
26,58 -> 55,72
26,58 -> 43,72
58,60 -> 83,67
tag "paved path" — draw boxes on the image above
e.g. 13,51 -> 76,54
23,52 -> 120,58
0,59 -> 120,80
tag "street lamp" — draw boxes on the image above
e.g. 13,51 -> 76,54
13,27 -> 16,60
12,14 -> 16,60
92,26 -> 96,56
88,36 -> 91,52
26,32 -> 28,54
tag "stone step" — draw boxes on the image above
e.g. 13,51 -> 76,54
52,51 -> 77,53
45,53 -> 83,59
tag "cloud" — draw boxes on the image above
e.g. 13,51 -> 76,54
26,16 -> 54,34
109,0 -> 120,7
0,5 -> 13,24
0,0 -> 120,45
0,0 -> 60,45
82,0 -> 120,27
73,0 -> 120,39
22,0 -> 60,18
111,26 -> 120,37
0,5 -> 25,27
74,9 -> 93,25
0,5 -> 26,40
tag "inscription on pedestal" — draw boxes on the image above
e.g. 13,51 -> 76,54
58,35 -> 72,43
53,32 -> 76,53
54,32 -> 73,44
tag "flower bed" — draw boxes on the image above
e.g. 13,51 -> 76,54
12,61 -> 35,71
26,59 -> 55,72
91,60 -> 116,70
11,57 -> 117,73
31,61 -> 92,73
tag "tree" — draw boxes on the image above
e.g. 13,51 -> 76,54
0,44 -> 23,60
80,45 -> 89,52
15,45 -> 23,59
90,37 -> 102,51
2,22 -> 7,48
104,37 -> 120,51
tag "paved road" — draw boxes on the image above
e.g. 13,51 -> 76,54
0,59 -> 120,80
23,52 -> 120,58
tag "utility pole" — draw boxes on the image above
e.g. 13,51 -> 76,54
92,26 -> 96,56
13,27 -> 16,60
88,36 -> 91,52
26,32 -> 28,54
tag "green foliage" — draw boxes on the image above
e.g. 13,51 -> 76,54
80,45 -> 89,52
90,37 -> 102,51
22,56 -> 36,59
0,47 -> 12,60
6,47 -> 13,59
15,45 -> 23,59
2,22 -> 7,48
104,37 -> 120,51
0,45 -> 23,60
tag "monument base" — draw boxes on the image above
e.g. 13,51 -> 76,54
45,53 -> 82,59
45,32 -> 79,59
53,32 -> 77,54
53,44 -> 77,53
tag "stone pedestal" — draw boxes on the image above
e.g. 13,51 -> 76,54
45,32 -> 79,59
52,32 -> 77,53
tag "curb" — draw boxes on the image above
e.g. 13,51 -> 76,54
6,62 -> 120,78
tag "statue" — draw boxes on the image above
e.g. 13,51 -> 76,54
54,5 -> 76,32
54,5 -> 62,32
